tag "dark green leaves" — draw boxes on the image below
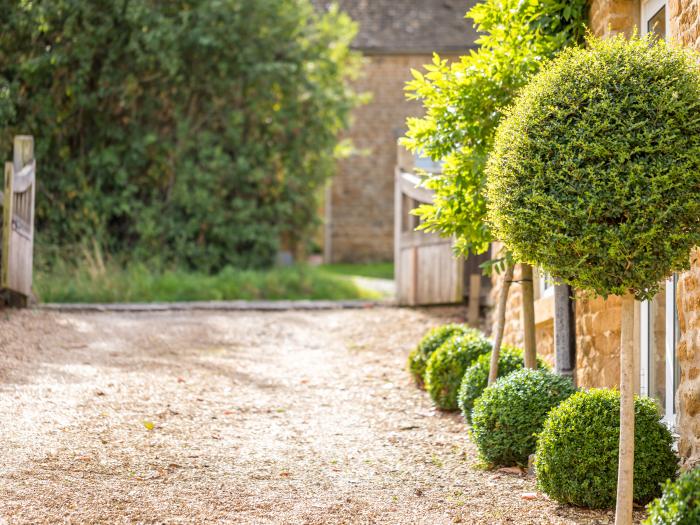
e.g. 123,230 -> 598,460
535,388 -> 678,508
486,35 -> 700,300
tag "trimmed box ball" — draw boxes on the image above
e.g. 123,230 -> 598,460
471,368 -> 576,467
407,324 -> 479,387
457,346 -> 548,423
535,389 -> 678,508
424,331 -> 492,410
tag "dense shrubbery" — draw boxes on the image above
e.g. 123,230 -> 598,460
535,389 -> 678,508
0,0 -> 359,270
457,346 -> 547,423
407,324 -> 477,386
486,35 -> 700,300
645,468 -> 700,525
471,368 -> 576,467
424,332 -> 492,410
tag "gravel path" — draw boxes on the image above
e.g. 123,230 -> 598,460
0,307 -> 641,524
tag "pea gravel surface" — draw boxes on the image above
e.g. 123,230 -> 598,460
0,307 -> 645,524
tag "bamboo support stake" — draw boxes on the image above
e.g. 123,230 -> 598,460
615,292 -> 636,525
521,263 -> 537,369
488,262 -> 514,385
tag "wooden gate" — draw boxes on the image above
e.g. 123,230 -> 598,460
394,146 -> 463,306
1,136 -> 36,305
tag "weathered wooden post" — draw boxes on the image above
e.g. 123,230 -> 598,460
2,135 -> 36,307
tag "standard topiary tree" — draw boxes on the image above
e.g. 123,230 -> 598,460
407,324 -> 477,387
457,346 -> 548,423
535,389 -> 678,509
486,34 -> 700,524
424,331 -> 492,410
471,368 -> 576,467
645,468 -> 700,525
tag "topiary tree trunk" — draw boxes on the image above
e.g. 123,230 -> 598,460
521,263 -> 537,369
488,262 -> 514,385
615,293 -> 636,525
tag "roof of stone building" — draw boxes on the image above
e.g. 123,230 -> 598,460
311,0 -> 480,54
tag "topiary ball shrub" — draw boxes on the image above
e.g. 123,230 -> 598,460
407,324 -> 477,387
486,34 -> 700,301
471,368 -> 576,467
424,331 -> 492,410
535,388 -> 678,509
457,346 -> 548,423
645,468 -> 700,525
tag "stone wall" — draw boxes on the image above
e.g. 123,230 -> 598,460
670,0 -> 700,469
326,53 -> 459,263
588,0 -> 640,37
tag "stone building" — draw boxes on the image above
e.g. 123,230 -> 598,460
492,0 -> 700,468
312,0 -> 479,263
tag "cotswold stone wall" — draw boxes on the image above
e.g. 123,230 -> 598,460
575,294 -> 622,388
670,0 -> 700,469
588,0 -> 640,38
326,53 -> 459,263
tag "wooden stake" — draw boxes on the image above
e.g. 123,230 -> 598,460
467,273 -> 482,328
488,262 -> 514,385
521,263 -> 537,369
615,292 -> 636,525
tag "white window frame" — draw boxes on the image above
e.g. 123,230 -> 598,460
639,0 -> 676,429
538,270 -> 554,298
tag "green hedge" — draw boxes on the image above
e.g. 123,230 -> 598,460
535,389 -> 678,508
471,368 -> 576,467
0,0 -> 360,270
424,331 -> 492,410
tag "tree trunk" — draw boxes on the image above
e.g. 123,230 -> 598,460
488,262 -> 514,385
615,293 -> 636,525
554,283 -> 576,379
521,263 -> 537,369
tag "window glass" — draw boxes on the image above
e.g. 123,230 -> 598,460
648,281 -> 667,414
647,6 -> 666,38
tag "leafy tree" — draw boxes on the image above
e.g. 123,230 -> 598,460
401,0 -> 586,377
0,0 -> 360,270
486,35 -> 700,524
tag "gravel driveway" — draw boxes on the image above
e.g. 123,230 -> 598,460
0,307 -> 640,524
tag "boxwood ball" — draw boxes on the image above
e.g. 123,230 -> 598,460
486,35 -> 700,301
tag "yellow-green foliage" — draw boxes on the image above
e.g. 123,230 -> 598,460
487,35 -> 700,300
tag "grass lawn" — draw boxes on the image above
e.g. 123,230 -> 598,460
35,263 -> 382,303
318,262 -> 394,280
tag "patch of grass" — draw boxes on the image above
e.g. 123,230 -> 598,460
319,262 -> 394,280
35,262 -> 381,303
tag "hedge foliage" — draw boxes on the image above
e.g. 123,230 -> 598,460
407,324 -> 477,386
402,0 -> 586,256
424,331 -> 492,410
535,389 -> 678,508
0,0 -> 360,270
645,468 -> 700,525
457,346 -> 547,423
486,35 -> 700,300
471,368 -> 576,467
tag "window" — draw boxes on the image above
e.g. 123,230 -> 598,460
639,0 -> 678,429
538,269 -> 554,298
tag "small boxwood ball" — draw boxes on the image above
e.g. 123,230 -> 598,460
407,324 -> 477,387
471,368 -> 576,467
486,35 -> 700,301
457,346 -> 548,423
535,388 -> 678,509
424,331 -> 491,410
645,468 -> 700,525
